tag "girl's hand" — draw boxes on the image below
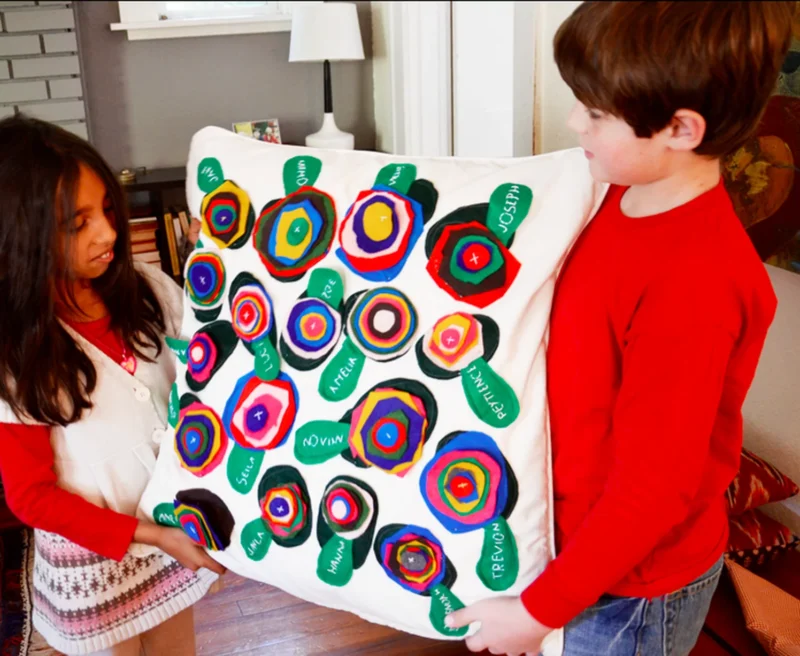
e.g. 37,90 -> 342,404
135,520 -> 226,575
446,596 -> 553,656
188,217 -> 202,246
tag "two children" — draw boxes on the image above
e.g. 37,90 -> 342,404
0,2 -> 793,655
448,2 -> 794,654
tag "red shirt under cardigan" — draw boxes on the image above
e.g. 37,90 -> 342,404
521,181 -> 777,629
0,316 -> 138,561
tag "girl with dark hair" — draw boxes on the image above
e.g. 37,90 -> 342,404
0,114 -> 224,656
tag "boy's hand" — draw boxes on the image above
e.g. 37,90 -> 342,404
446,596 -> 553,656
135,520 -> 226,575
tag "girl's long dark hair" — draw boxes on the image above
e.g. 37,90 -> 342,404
0,114 -> 166,426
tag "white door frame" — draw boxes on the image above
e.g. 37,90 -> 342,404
371,1 -> 541,159
371,1 -> 452,157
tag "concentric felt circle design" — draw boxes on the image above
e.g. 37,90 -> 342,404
185,321 -> 238,392
230,276 -> 274,345
174,488 -> 234,551
253,188 -> 336,281
376,524 -> 447,595
261,483 -> 307,540
419,431 -> 516,533
426,219 -> 520,309
174,400 -> 227,477
422,312 -> 484,372
320,478 -> 375,540
200,180 -> 254,249
185,251 -> 225,312
346,287 -> 417,361
223,371 -> 299,450
257,465 -> 313,548
282,297 -> 341,364
336,186 -> 424,280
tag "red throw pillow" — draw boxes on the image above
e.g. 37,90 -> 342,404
727,508 -> 800,570
726,448 -> 799,516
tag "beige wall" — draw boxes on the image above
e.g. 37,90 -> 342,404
534,1 -> 580,155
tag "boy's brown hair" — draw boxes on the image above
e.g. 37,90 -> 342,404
554,1 -> 794,157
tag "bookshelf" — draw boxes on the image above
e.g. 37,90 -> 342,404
121,167 -> 191,286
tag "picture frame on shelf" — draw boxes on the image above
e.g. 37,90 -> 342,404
232,118 -> 282,144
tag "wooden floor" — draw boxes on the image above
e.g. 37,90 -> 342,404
194,573 -> 473,655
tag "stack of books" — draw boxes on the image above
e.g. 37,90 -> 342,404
130,205 -> 193,284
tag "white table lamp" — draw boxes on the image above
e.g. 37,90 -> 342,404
289,3 -> 365,150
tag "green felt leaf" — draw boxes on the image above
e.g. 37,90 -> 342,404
318,337 -> 365,402
253,337 -> 281,381
461,357 -> 520,428
227,444 -> 265,495
486,183 -> 533,245
307,267 -> 343,308
429,584 -> 468,637
374,163 -> 416,195
241,518 -> 272,561
284,155 -> 322,195
196,238 -> 205,249
165,336 -> 189,364
295,421 -> 350,465
153,502 -> 180,528
477,516 -> 519,591
317,535 -> 354,587
198,157 -> 224,194
168,383 -> 179,429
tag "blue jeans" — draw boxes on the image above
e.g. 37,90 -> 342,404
563,556 -> 724,656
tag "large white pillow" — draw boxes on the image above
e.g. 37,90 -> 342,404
137,126 -> 606,652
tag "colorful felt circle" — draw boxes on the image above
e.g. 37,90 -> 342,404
201,180 -> 253,249
185,321 -> 238,392
420,431 -> 511,533
223,371 -> 299,450
321,479 -> 375,540
230,277 -> 274,345
174,400 -> 227,477
174,489 -> 234,551
377,525 -> 446,594
336,186 -> 424,281
257,465 -> 312,547
427,221 -> 520,309
283,297 -> 341,363
253,188 -> 336,281
261,482 -> 308,541
348,386 -> 429,476
422,312 -> 484,372
187,333 -> 217,385
347,288 -> 417,361
185,251 -> 226,311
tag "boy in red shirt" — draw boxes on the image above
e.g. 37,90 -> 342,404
447,2 -> 793,654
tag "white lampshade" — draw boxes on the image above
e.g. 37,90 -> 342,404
289,3 -> 365,63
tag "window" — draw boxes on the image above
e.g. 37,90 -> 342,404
162,2 -> 278,21
111,1 -> 321,41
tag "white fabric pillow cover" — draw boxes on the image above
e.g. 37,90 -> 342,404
137,126 -> 606,651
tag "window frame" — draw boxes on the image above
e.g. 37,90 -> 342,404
110,1 -> 321,41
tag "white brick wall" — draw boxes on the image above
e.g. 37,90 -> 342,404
0,1 -> 88,139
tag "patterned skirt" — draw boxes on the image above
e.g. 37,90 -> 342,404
31,529 -> 217,655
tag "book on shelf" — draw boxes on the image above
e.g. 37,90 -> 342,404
129,216 -> 161,267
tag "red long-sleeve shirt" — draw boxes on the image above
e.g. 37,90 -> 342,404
0,316 -> 139,561
522,181 -> 777,629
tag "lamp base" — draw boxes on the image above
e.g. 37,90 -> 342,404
305,112 -> 354,150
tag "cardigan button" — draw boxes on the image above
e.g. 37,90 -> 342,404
152,428 -> 168,445
134,387 -> 151,402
